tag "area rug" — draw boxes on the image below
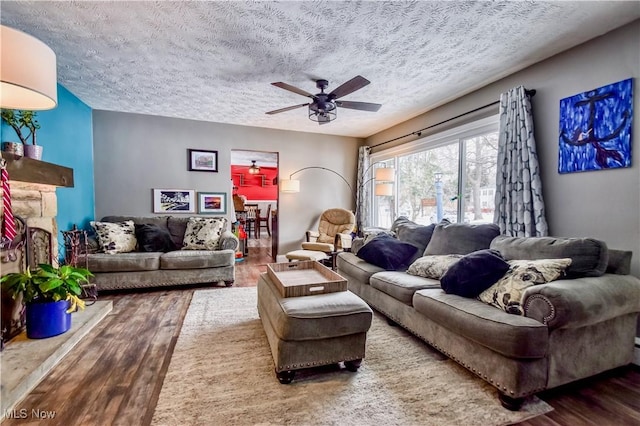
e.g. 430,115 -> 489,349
152,287 -> 553,425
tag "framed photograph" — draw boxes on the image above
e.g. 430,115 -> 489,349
188,149 -> 218,172
153,189 -> 196,213
198,192 -> 227,214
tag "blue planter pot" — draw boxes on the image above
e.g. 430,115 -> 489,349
26,300 -> 72,339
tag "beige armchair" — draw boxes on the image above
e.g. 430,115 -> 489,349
302,208 -> 356,253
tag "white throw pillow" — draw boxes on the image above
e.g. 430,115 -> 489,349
182,217 -> 227,250
406,255 -> 463,279
478,258 -> 572,315
90,220 -> 137,254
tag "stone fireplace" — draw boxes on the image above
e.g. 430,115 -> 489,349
1,153 -> 74,346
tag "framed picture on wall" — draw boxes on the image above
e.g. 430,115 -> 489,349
188,149 -> 218,172
198,192 -> 227,214
153,189 -> 196,213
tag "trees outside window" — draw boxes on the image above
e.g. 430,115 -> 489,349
371,117 -> 498,228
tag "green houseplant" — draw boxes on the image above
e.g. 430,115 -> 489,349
1,109 -> 42,159
1,264 -> 93,338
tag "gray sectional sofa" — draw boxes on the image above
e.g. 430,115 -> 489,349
81,215 -> 238,291
337,218 -> 640,410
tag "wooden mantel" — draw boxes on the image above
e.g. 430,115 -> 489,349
1,152 -> 74,188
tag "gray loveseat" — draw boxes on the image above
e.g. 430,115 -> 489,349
81,215 -> 238,291
337,219 -> 640,410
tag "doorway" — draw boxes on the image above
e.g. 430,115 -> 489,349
230,149 -> 279,262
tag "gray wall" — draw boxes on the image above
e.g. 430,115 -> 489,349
92,111 -> 361,254
367,20 -> 640,278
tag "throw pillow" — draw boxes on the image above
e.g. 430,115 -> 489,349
424,222 -> 500,255
440,249 -> 509,298
406,255 -> 463,280
356,234 -> 418,271
478,258 -> 572,315
134,224 -> 176,253
182,217 -> 227,250
90,220 -> 137,254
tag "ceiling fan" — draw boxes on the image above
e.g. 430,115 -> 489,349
266,75 -> 382,125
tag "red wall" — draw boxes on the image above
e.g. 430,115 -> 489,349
231,165 -> 278,200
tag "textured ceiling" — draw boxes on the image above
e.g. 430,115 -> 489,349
2,1 -> 639,138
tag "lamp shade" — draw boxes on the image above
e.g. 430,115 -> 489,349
281,179 -> 300,193
375,167 -> 395,182
1,25 -> 58,110
375,183 -> 393,196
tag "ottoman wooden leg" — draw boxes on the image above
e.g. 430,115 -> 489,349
277,370 -> 295,384
344,359 -> 362,372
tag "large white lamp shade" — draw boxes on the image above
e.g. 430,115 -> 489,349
375,167 -> 395,182
375,183 -> 393,196
1,25 -> 58,110
280,179 -> 300,193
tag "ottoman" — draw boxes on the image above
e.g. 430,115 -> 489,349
257,273 -> 373,383
285,249 -> 328,262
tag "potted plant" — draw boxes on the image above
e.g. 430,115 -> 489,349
0,109 -> 42,159
1,264 -> 93,339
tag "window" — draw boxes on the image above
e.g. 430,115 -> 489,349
370,116 -> 499,228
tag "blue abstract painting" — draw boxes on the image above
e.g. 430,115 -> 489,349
559,78 -> 633,173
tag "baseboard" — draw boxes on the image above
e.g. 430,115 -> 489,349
633,338 -> 640,366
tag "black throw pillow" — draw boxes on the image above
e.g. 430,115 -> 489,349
135,224 -> 176,253
440,249 -> 509,298
356,234 -> 418,271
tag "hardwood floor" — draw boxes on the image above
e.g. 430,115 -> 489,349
4,235 -> 639,425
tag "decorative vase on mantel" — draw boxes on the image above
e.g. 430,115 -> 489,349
24,144 -> 43,160
1,141 -> 24,157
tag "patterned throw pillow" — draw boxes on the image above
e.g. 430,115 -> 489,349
182,217 -> 227,250
90,220 -> 137,254
478,258 -> 572,315
406,255 -> 463,279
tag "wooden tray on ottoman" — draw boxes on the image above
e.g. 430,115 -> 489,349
267,260 -> 347,297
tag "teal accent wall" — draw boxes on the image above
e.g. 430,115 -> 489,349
1,84 -> 94,259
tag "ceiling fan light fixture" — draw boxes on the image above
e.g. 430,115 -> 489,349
308,102 -> 337,123
248,160 -> 260,174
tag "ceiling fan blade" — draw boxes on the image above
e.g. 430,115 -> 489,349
336,101 -> 382,112
329,75 -> 371,99
265,103 -> 310,115
271,82 -> 314,98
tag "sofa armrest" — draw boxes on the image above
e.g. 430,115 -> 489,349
306,230 -> 320,242
523,274 -> 640,329
219,230 -> 239,251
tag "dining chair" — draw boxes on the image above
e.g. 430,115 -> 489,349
256,204 -> 272,238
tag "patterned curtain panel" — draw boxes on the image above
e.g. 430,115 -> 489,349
493,86 -> 549,237
356,146 -> 371,233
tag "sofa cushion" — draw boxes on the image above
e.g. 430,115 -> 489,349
391,217 -> 438,256
478,258 -> 572,315
407,254 -> 463,280
424,222 -> 500,255
85,252 -> 161,272
182,217 -> 227,250
356,234 -> 418,271
135,224 -> 176,253
370,272 -> 440,305
167,216 -> 191,248
336,252 -> 385,284
160,250 -> 234,269
90,220 -> 137,254
490,235 -> 608,278
440,249 -> 509,298
413,288 -> 548,359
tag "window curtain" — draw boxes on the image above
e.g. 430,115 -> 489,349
493,86 -> 549,237
356,146 -> 371,235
